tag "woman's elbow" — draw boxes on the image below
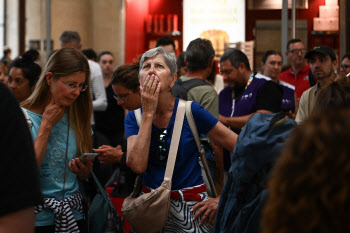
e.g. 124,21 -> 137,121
126,156 -> 146,174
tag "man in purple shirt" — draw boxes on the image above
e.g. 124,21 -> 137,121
219,49 -> 282,134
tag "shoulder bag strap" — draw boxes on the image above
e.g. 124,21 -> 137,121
135,108 -> 142,127
164,99 -> 186,180
185,101 -> 217,197
91,170 -> 120,215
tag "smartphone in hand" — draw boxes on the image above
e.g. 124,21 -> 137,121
79,153 -> 98,162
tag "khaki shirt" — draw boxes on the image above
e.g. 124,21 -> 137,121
295,83 -> 320,124
180,76 -> 219,119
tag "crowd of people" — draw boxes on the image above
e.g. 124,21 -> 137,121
1,30 -> 350,233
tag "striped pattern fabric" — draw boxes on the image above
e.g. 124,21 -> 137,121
130,191 -> 213,233
161,192 -> 213,233
35,191 -> 84,233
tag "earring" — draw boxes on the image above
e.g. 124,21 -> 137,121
169,87 -> 172,93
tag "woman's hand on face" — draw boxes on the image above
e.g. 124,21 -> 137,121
42,99 -> 65,129
191,196 -> 220,226
140,74 -> 161,117
95,145 -> 124,164
68,157 -> 93,180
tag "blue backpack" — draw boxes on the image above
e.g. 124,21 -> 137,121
213,112 -> 296,233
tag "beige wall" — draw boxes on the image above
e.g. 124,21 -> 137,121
91,0 -> 125,66
51,0 -> 91,51
255,20 -> 307,71
24,0 -> 125,64
6,0 -> 19,59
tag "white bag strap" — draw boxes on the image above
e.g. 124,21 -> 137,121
164,99 -> 186,180
185,101 -> 217,197
133,101 -> 186,181
21,107 -> 33,130
134,108 -> 142,127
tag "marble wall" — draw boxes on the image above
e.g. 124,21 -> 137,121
23,0 -> 125,65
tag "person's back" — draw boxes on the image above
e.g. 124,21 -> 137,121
214,112 -> 296,233
0,83 -> 42,233
172,38 -> 219,118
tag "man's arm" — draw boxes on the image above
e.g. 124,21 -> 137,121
219,113 -> 253,130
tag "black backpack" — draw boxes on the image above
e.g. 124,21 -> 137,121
171,78 -> 211,100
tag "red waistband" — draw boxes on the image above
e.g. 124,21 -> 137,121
142,184 -> 207,201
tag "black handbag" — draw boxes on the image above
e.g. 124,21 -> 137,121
88,171 -> 124,233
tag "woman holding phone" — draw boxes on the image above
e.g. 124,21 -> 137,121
22,48 -> 93,233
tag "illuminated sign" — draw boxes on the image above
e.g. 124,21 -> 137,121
183,0 -> 245,54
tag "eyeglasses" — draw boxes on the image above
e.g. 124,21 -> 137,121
288,49 -> 307,54
341,64 -> 350,70
113,91 -> 132,104
59,78 -> 88,92
156,128 -> 168,161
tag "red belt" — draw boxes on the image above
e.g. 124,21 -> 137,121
142,184 -> 207,201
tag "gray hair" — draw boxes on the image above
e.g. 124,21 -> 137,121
59,31 -> 81,46
139,47 -> 177,76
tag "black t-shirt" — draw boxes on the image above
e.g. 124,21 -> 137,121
0,83 -> 42,216
94,85 -> 124,138
256,81 -> 282,113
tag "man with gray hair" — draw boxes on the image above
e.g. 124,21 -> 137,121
59,31 -> 107,125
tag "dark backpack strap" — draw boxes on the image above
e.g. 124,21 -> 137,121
172,78 -> 211,100
308,68 -> 316,87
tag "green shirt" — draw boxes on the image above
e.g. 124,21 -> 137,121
180,76 -> 219,119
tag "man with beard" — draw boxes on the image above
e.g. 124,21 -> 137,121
295,46 -> 337,124
219,48 -> 282,134
218,49 -> 282,172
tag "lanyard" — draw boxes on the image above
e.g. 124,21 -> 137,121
231,72 -> 255,117
245,72 -> 254,90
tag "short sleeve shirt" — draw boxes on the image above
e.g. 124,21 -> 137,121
125,98 -> 218,190
25,110 -> 83,226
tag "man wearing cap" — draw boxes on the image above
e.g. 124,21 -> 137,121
295,46 -> 337,124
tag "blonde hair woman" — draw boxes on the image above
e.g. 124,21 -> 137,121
22,48 -> 93,233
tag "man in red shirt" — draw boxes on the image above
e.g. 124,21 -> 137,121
279,39 -> 311,100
